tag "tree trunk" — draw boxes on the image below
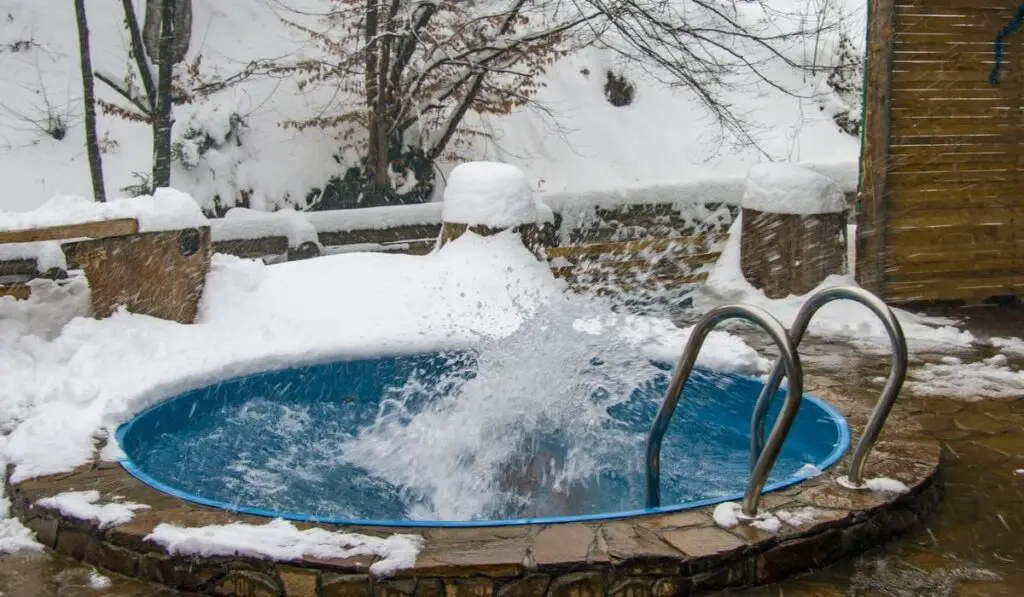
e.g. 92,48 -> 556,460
74,0 -> 106,202
362,0 -> 391,204
151,0 -> 176,189
144,0 -> 191,64
121,0 -> 156,113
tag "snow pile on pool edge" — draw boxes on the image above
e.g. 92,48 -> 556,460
147,519 -> 423,577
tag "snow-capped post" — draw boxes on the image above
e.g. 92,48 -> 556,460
440,162 -> 551,254
739,165 -> 847,299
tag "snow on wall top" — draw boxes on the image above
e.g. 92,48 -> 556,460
306,203 -> 443,233
741,164 -> 846,215
442,162 -> 537,227
214,208 -> 319,248
0,188 -> 208,234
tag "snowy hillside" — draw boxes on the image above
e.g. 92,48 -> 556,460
0,0 -> 864,214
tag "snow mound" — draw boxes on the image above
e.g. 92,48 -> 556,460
88,572 -> 112,589
0,458 -> 42,554
990,337 -> 1024,356
35,490 -> 149,529
0,188 -> 208,233
795,463 -> 823,479
146,518 -> 422,577
0,241 -> 67,272
741,164 -> 846,215
712,501 -> 780,532
443,162 -> 536,227
838,476 -> 909,494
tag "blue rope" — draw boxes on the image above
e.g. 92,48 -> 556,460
990,4 -> 1024,86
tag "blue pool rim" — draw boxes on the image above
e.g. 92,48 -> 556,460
115,371 -> 851,529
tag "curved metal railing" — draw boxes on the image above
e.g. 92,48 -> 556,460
749,285 -> 908,488
645,304 -> 804,518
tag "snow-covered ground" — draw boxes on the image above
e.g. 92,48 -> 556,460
0,0 -> 862,213
695,217 -> 1024,399
1,218 -> 1021,550
0,207 -> 1022,556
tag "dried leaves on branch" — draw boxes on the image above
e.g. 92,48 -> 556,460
276,0 -> 836,206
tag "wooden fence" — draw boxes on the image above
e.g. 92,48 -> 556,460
858,0 -> 1024,303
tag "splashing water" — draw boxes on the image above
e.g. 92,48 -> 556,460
337,297 -> 667,521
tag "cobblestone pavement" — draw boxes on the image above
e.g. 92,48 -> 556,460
3,306 -> 1022,597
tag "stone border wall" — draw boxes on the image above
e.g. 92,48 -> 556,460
5,380 -> 941,597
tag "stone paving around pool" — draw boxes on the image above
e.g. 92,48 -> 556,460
4,378 -> 941,597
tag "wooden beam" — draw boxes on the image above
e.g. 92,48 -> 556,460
857,0 -> 897,296
0,218 -> 139,244
0,284 -> 31,300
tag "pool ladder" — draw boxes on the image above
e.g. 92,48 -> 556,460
645,286 -> 909,520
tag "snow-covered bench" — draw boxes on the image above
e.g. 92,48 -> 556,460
0,191 -> 212,324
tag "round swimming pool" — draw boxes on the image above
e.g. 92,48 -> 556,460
116,352 -> 849,527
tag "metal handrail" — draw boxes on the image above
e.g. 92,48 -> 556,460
645,304 -> 804,518
749,285 -> 908,488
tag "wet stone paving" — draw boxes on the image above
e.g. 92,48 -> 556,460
2,305 -> 1023,597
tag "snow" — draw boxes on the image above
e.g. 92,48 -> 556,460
838,476 -> 910,494
215,208 -> 319,248
695,216 -> 1024,400
863,477 -> 910,494
0,456 -> 42,554
905,359 -> 1024,400
0,241 -> 66,272
712,501 -> 781,532
307,204 -> 443,233
990,337 -> 1024,356
0,272 -> 90,341
712,502 -> 741,529
88,572 -> 112,590
699,216 -> 978,353
0,189 -> 208,234
0,0 -> 862,214
146,518 -> 423,577
795,463 -> 823,479
752,516 -> 782,533
442,162 -> 537,228
0,231 -> 765,487
34,491 -> 149,530
776,507 -> 821,527
741,164 -> 846,215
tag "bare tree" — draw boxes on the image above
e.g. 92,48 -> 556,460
280,0 -> 834,207
93,0 -> 188,191
74,0 -> 105,201
282,0 -> 587,206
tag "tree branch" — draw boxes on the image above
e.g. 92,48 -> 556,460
95,70 -> 154,118
120,0 -> 157,111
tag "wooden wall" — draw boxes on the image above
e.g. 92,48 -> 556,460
858,0 -> 1024,303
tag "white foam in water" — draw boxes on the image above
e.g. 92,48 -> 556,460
338,296 -> 664,521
